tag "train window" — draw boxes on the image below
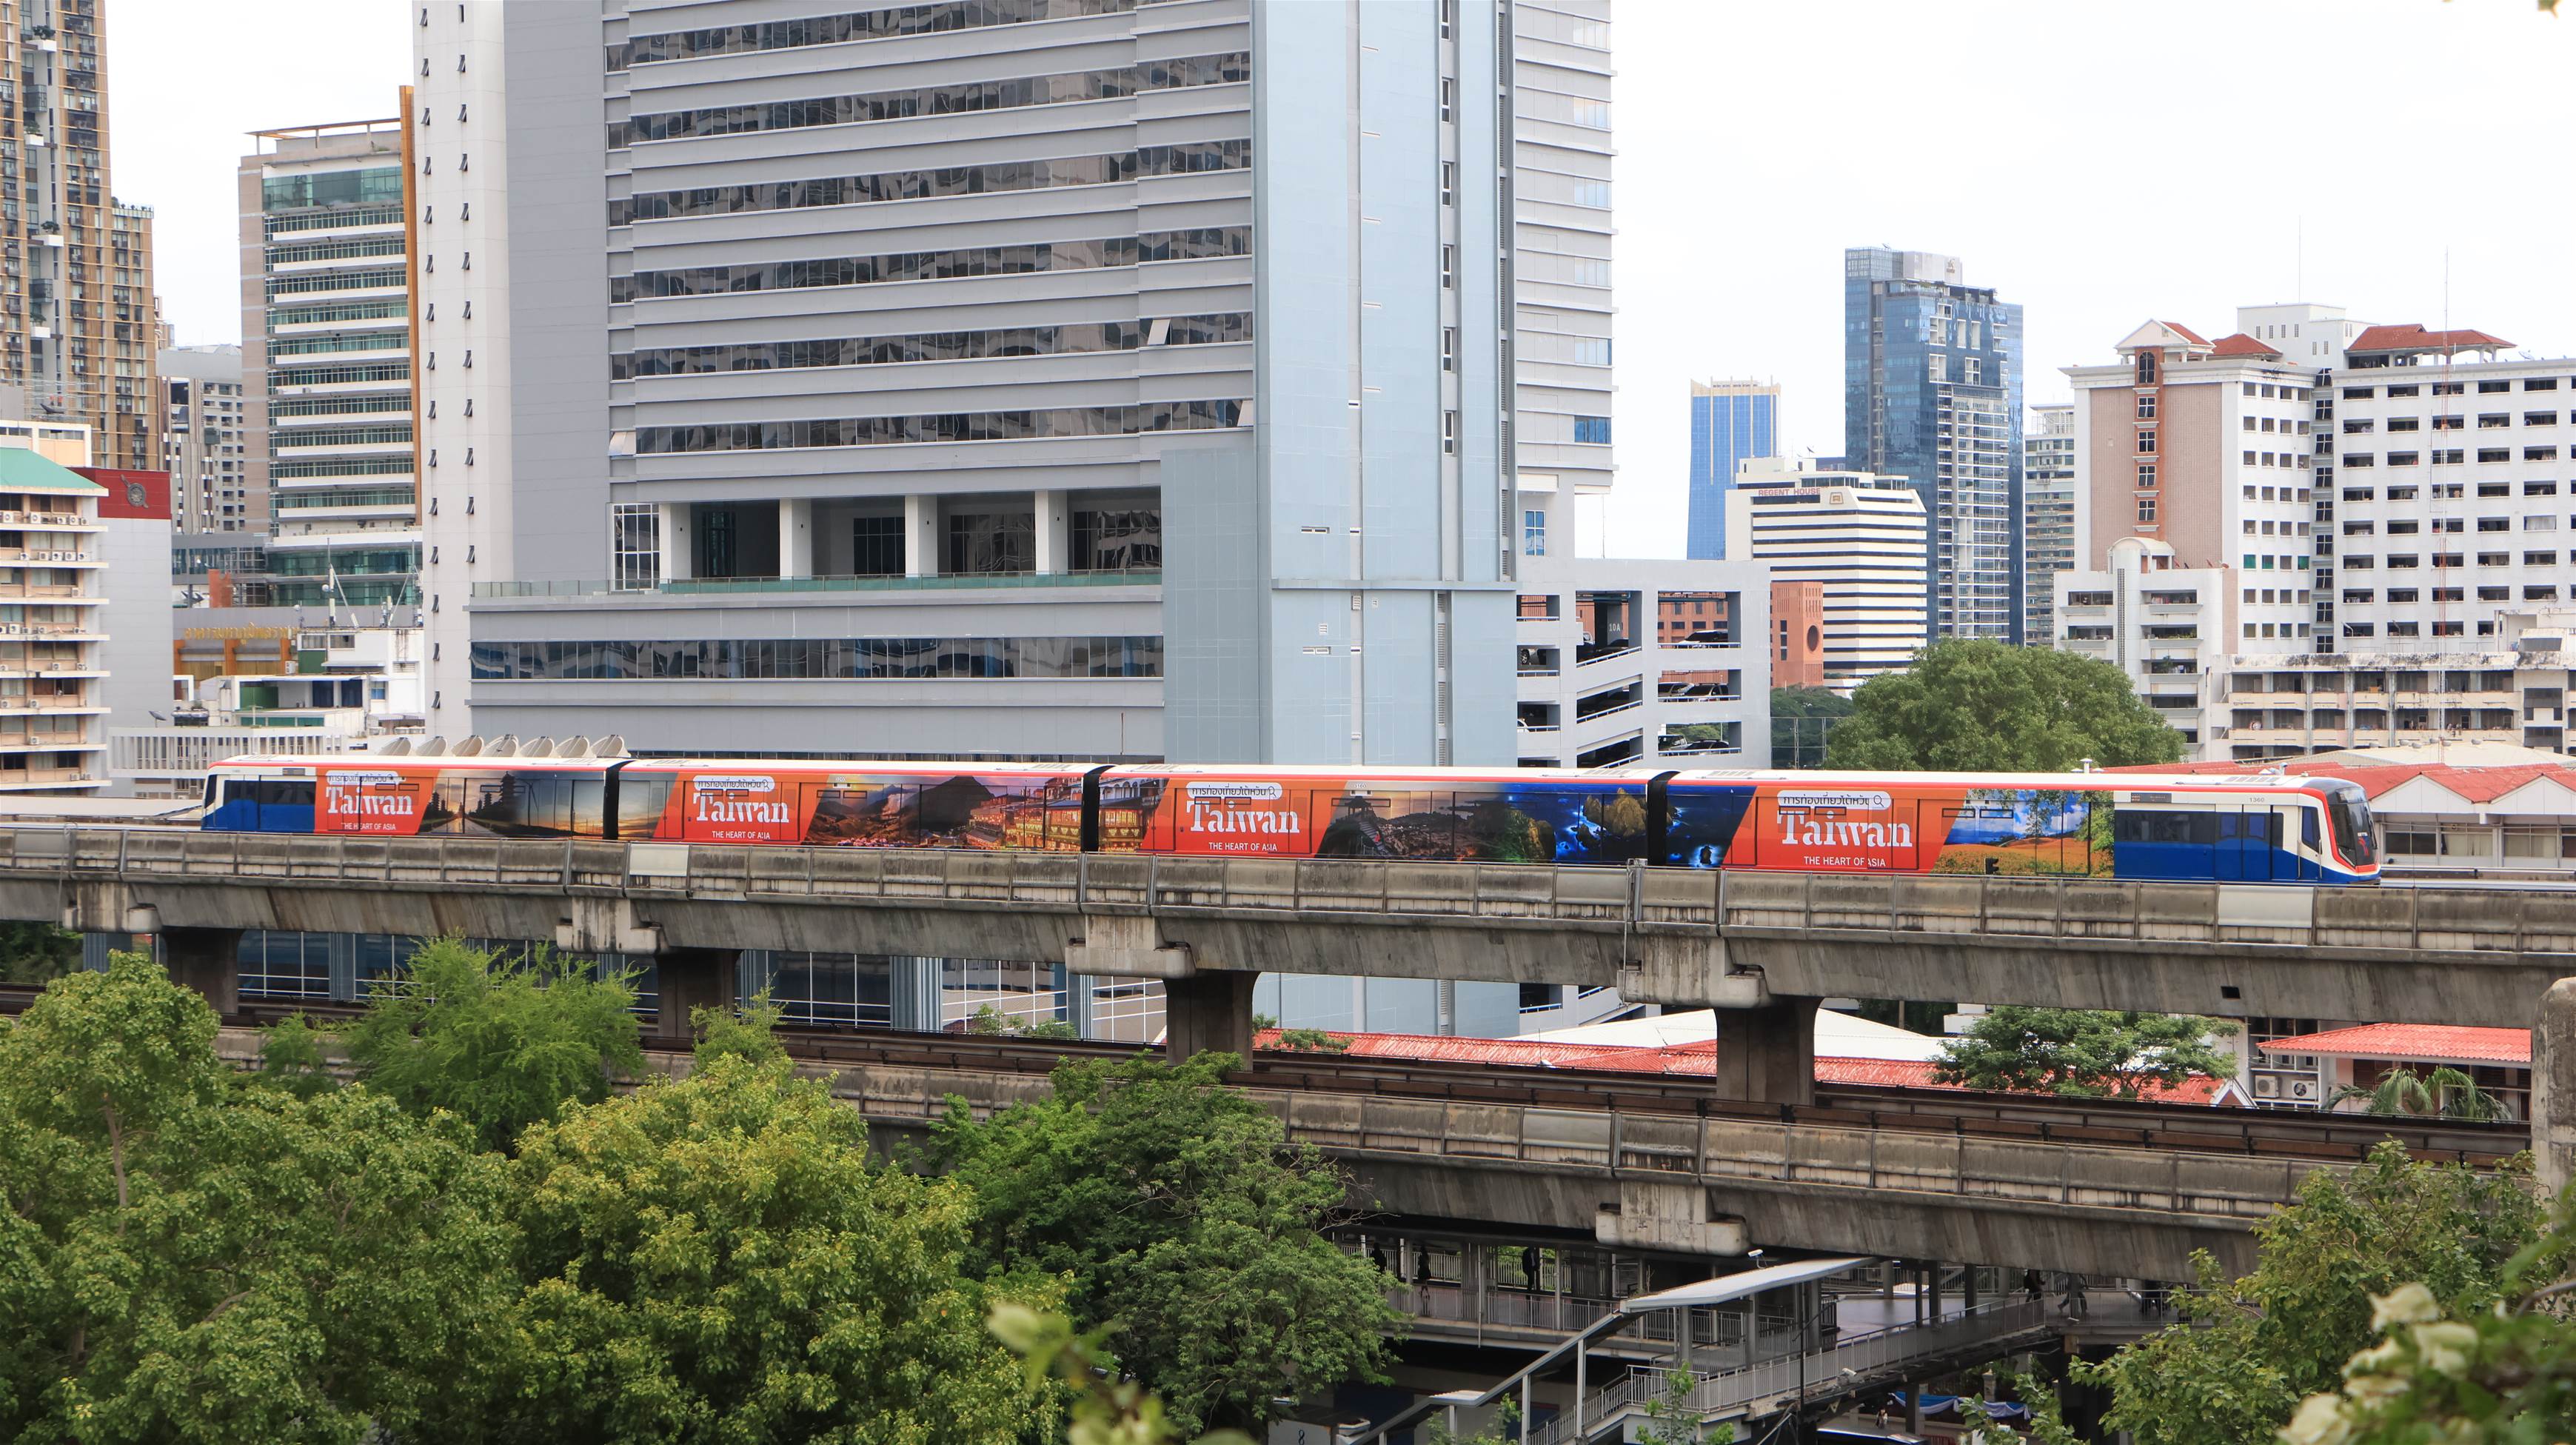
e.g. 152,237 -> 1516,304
2327,789 -> 2377,864
2113,811 -> 2215,845
2216,812 -> 2275,843
2303,808 -> 2322,848
255,780 -> 315,808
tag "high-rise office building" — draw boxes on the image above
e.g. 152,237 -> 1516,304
1727,456 -> 1928,691
1843,247 -> 2023,642
415,0 -> 1516,767
158,344 -> 247,534
0,1 -> 158,473
239,120 -> 418,609
1685,380 -> 1776,559
2021,401 -> 2075,644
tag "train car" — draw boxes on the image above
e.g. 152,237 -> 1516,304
615,760 -> 1094,847
199,755 -> 621,838
201,756 -> 2377,885
1662,769 -> 2377,884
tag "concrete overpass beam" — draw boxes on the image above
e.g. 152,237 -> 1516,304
158,925 -> 244,1018
1163,971 -> 1255,1062
1620,934 -> 1770,1010
1067,914 -> 1194,979
1596,1178 -> 1748,1255
655,949 -> 740,1045
555,896 -> 667,958
2535,978 -> 2576,1195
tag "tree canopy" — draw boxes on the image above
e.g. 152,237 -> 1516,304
0,952 -> 515,1444
1932,1006 -> 2235,1101
339,935 -> 646,1152
501,1048 -> 1056,1444
1770,685 -> 1855,768
1822,638 -> 2185,772
927,1052 -> 1402,1438
2076,1144 -> 2545,1445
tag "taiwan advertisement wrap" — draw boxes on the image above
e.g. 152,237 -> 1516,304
648,770 -> 1089,849
1110,773 -> 1659,864
1671,781 -> 2110,875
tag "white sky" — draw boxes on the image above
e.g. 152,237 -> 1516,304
107,0 -> 2573,560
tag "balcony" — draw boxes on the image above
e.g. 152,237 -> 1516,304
1576,638 -> 1640,667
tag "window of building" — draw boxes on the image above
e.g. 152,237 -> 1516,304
1071,504 -> 1161,570
2136,353 -> 2159,384
946,508 -> 1037,574
1523,508 -> 1546,556
2137,464 -> 2157,489
2530,378 -> 2563,392
1571,415 -> 1610,445
2529,447 -> 2561,461
2136,394 -> 2157,419
611,503 -> 660,591
2137,495 -> 2158,524
2531,481 -> 2561,495
851,514 -> 905,576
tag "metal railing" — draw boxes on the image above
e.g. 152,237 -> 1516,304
472,570 -> 1160,599
1525,1301 -> 2053,1445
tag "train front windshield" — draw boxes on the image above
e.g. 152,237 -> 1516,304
2321,782 -> 2377,867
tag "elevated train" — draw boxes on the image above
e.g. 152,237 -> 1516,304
201,758 -> 2380,885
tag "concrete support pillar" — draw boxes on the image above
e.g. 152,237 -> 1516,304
1163,970 -> 1256,1062
1906,1383 -> 1924,1437
904,493 -> 940,578
327,931 -> 361,1004
158,927 -> 243,1018
658,502 -> 692,581
779,497 -> 813,579
1034,489 -> 1068,574
655,947 -> 740,1044
1060,965 -> 1097,1038
1711,995 -> 1820,1106
2532,978 -> 2576,1195
888,956 -> 945,1032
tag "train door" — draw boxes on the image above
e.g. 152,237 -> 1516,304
2294,804 -> 2326,881
253,776 -> 315,833
2214,808 -> 2285,882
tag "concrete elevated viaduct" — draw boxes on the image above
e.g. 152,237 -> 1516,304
10,827 -> 2576,1029
178,1018 -> 2517,1281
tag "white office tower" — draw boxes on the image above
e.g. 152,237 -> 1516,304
1726,458 -> 1927,692
411,0 -> 1524,765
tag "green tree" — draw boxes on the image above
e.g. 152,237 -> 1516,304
1823,638 -> 2185,771
501,1049 -> 1055,1444
689,990 -> 787,1067
928,1052 -> 1402,1438
1933,1005 -> 2235,1100
1771,685 -> 1856,768
340,935 -> 646,1152
2079,1144 -> 2544,1445
989,1302 -> 1253,1445
0,952 -> 515,1443
2285,1194 -> 2576,1445
0,919 -> 81,984
2335,1064 -> 2515,1121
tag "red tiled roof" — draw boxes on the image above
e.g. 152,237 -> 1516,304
2161,320 -> 2212,346
2259,1022 -> 2529,1066
2115,757 -> 2576,806
1254,1029 -> 2232,1101
2210,333 -> 2283,358
2347,324 -> 2513,355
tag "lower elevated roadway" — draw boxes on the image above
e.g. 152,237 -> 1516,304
207,1009 -> 2514,1283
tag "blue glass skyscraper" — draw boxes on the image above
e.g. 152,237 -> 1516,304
1843,248 -> 2024,643
1686,381 -> 1779,559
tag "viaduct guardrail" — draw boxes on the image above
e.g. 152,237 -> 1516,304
182,1018 -> 2520,1281
4,827 -> 2573,1026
